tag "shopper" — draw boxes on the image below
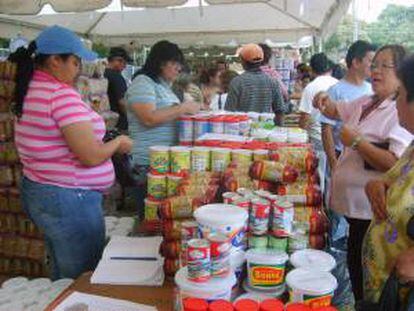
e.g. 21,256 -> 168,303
198,65 -> 221,110
322,40 -> 375,245
104,47 -> 131,132
10,25 -> 133,280
363,54 -> 414,304
126,40 -> 200,218
299,53 -> 338,194
210,70 -> 239,111
259,43 -> 289,101
313,45 -> 412,302
225,43 -> 285,125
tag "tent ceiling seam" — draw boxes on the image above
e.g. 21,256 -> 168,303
265,0 -> 315,30
85,12 -> 107,36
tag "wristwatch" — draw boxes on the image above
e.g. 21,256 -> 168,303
350,136 -> 363,150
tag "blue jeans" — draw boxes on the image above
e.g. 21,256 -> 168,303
21,177 -> 105,280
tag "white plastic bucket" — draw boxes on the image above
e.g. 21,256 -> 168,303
246,249 -> 289,290
290,249 -> 336,272
286,268 -> 338,308
175,267 -> 236,310
242,279 -> 285,298
194,204 -> 248,252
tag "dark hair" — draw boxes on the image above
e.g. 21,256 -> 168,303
241,59 -> 262,71
137,40 -> 184,83
332,64 -> 346,80
310,53 -> 333,75
374,44 -> 407,72
397,55 -> 414,103
220,70 -> 239,93
345,40 -> 376,69
259,43 -> 272,65
8,41 -> 71,117
199,66 -> 220,85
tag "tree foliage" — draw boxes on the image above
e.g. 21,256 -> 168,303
325,4 -> 414,60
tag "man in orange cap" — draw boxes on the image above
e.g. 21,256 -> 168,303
225,43 -> 286,124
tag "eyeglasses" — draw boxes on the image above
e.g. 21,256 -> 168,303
370,63 -> 395,71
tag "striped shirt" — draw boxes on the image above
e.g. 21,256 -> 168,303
15,70 -> 114,191
225,68 -> 286,113
126,74 -> 179,166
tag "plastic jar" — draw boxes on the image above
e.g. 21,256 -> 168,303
290,249 -> 336,272
246,249 -> 289,290
286,268 -> 337,308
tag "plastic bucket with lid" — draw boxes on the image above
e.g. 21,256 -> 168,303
175,267 -> 236,310
195,204 -> 248,252
246,249 -> 289,290
290,249 -> 336,272
242,279 -> 285,299
286,268 -> 337,308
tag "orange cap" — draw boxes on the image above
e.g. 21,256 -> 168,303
238,44 -> 264,63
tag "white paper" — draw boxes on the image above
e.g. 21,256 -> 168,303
91,259 -> 165,286
102,236 -> 163,260
52,291 -> 157,311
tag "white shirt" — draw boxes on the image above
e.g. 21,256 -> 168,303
210,93 -> 228,111
299,75 -> 338,149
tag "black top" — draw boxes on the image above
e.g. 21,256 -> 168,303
104,68 -> 128,131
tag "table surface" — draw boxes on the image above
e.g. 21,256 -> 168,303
47,272 -> 175,311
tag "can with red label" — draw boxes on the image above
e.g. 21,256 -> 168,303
233,196 -> 251,213
272,199 -> 294,237
222,191 -> 239,204
250,198 -> 271,235
187,239 -> 211,282
207,233 -> 231,277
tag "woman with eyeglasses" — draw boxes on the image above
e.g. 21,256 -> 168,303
126,41 -> 200,218
313,45 -> 413,302
362,54 -> 414,305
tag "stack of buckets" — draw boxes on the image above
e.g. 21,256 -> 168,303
175,204 -> 248,309
174,204 -> 338,310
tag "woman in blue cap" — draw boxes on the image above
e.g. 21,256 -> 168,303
9,25 -> 133,279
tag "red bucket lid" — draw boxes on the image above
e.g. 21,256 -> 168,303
183,298 -> 209,311
260,299 -> 284,311
234,299 -> 260,311
209,300 -> 234,311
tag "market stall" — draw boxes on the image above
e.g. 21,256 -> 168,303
0,0 -> 351,47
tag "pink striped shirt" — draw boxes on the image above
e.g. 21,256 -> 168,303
15,70 -> 114,190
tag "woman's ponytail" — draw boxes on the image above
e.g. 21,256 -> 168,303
8,41 -> 37,118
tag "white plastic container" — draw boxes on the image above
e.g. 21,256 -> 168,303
286,268 -> 338,308
230,250 -> 246,281
242,279 -> 285,298
246,249 -> 289,290
194,204 -> 248,252
175,267 -> 236,310
290,249 -> 336,272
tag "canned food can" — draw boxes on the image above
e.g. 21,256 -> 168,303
272,199 -> 294,237
193,116 -> 210,140
224,116 -> 240,135
180,221 -> 199,267
248,234 -> 268,250
210,116 -> 225,134
149,146 -> 170,174
170,146 -> 191,175
222,192 -> 239,204
207,233 -> 231,276
232,196 -> 251,213
191,147 -> 211,172
178,116 -> 194,143
211,148 -> 231,172
159,196 -> 193,219
144,198 -> 161,221
237,187 -> 254,197
167,174 -> 183,197
238,115 -> 250,136
187,239 -> 211,282
268,235 -> 288,252
250,198 -> 271,235
232,149 -> 252,167
253,149 -> 269,161
147,173 -> 167,200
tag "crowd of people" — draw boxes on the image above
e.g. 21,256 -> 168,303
6,24 -> 414,309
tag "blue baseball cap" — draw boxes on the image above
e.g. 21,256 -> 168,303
35,25 -> 97,61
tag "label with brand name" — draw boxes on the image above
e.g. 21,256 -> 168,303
250,263 -> 285,286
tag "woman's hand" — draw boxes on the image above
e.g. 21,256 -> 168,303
115,135 -> 133,154
365,179 -> 389,221
340,125 -> 360,147
313,91 -> 331,110
395,247 -> 414,283
181,101 -> 201,115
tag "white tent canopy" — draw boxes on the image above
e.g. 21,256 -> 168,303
0,0 -> 352,47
